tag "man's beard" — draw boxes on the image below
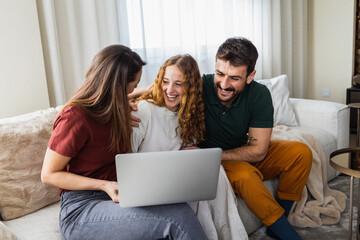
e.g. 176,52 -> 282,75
215,82 -> 238,104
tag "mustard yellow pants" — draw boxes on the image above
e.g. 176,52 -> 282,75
221,140 -> 312,226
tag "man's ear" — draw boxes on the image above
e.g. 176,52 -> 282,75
246,70 -> 256,84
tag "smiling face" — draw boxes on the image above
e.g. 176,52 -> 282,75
214,59 -> 256,107
161,65 -> 184,112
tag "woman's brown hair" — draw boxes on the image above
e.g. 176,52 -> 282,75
137,54 -> 205,148
63,44 -> 146,153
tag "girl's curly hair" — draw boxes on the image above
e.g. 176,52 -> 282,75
137,54 -> 205,148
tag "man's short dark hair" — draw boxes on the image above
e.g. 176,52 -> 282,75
216,37 -> 258,76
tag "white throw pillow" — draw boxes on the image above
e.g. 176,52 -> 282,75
256,75 -> 298,127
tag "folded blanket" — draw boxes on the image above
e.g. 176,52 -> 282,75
271,125 -> 347,227
188,166 -> 248,240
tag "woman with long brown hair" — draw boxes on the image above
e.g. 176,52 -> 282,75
41,45 -> 207,240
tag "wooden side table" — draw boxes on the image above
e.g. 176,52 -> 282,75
349,103 -> 360,146
330,148 -> 360,240
347,89 -> 360,133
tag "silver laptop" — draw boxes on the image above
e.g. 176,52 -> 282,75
115,148 -> 222,208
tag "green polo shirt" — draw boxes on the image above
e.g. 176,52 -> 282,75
198,74 -> 274,150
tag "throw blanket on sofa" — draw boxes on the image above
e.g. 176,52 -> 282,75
271,125 -> 347,228
189,167 -> 248,240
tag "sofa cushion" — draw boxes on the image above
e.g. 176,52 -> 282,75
256,75 -> 298,127
0,221 -> 17,240
4,202 -> 61,240
0,108 -> 60,220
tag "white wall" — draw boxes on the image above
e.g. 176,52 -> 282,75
0,0 -> 49,118
307,0 -> 355,103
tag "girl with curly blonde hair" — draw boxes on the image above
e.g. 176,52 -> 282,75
131,54 -> 247,240
132,54 -> 205,151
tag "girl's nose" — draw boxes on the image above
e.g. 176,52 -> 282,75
167,82 -> 175,92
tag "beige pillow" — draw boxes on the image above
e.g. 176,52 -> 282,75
0,108 -> 60,220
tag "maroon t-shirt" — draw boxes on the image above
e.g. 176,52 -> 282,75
48,105 -> 118,194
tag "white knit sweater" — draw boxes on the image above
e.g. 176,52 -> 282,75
131,100 -> 247,240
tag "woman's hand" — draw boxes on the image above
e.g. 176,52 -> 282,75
102,181 -> 120,203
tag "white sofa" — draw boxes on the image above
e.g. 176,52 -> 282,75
0,76 -> 349,240
238,97 -> 349,234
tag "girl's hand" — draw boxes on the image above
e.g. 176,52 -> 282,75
102,181 -> 119,203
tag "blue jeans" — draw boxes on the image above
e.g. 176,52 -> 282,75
60,191 -> 208,240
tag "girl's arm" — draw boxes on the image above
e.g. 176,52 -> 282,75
41,148 -> 119,202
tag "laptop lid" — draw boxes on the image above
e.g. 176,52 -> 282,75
115,148 -> 222,208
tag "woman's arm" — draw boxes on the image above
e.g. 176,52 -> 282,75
41,148 -> 119,202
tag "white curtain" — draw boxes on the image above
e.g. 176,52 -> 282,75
36,0 -> 307,107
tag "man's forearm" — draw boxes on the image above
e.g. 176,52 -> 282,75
222,145 -> 267,163
128,85 -> 151,99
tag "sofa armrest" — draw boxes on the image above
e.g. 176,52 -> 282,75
289,98 -> 349,150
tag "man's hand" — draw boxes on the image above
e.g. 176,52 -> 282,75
129,101 -> 141,127
181,146 -> 200,150
128,85 -> 152,127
